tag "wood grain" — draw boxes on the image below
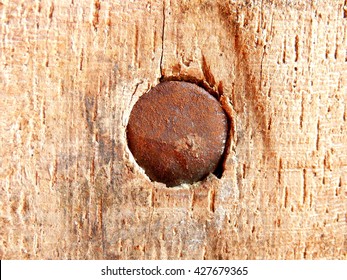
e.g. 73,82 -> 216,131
0,0 -> 346,259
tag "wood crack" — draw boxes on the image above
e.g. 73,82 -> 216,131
259,45 -> 266,92
159,0 -> 166,77
92,0 -> 101,31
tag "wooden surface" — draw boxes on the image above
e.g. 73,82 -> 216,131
0,0 -> 346,259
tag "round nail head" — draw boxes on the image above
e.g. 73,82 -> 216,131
127,81 -> 228,187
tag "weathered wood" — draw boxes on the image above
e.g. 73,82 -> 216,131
0,0 -> 346,259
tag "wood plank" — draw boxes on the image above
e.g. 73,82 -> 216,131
0,0 -> 346,259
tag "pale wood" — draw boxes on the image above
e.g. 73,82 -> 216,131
0,0 -> 346,259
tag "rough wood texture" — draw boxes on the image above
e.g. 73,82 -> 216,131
1,0 -> 346,259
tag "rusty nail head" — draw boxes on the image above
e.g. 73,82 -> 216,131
127,81 -> 228,187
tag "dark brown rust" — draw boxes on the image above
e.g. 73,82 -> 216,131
127,81 -> 228,187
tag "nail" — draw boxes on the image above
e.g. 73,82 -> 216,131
127,81 -> 228,187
